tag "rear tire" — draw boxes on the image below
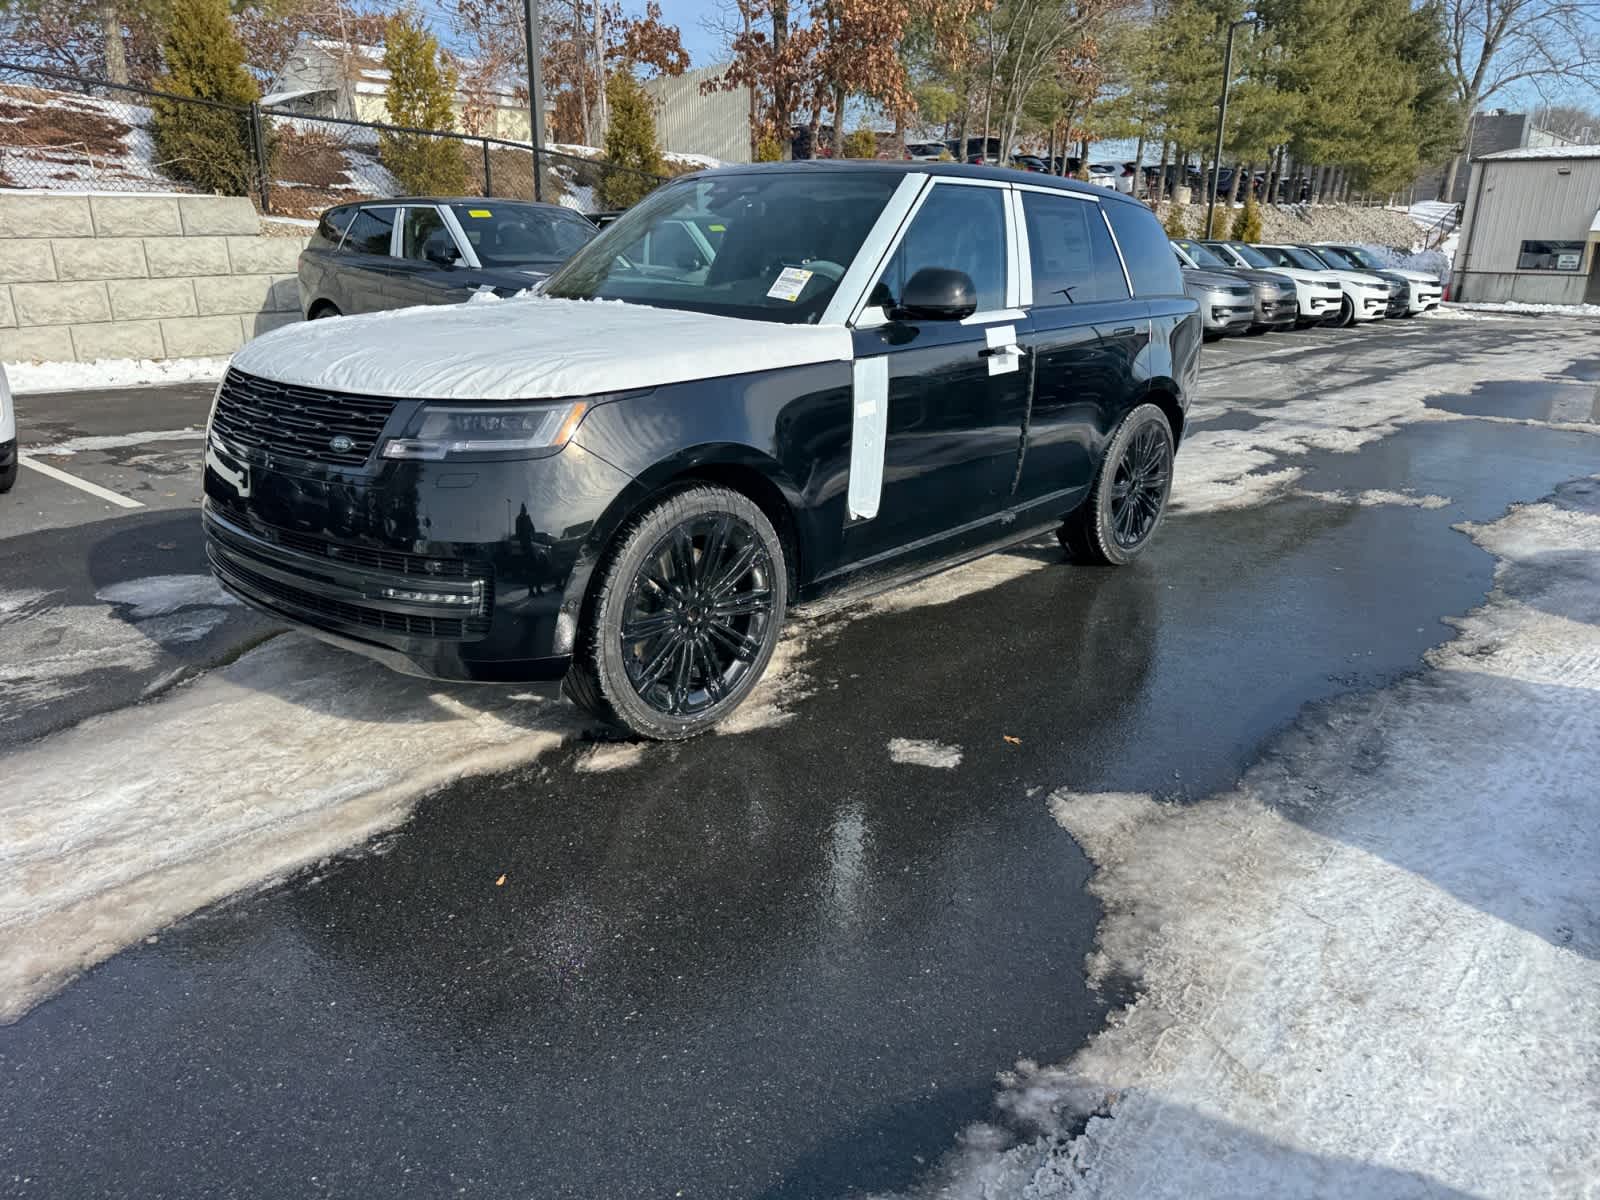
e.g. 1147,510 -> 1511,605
0,462 -> 15,494
565,485 -> 788,740
1058,403 -> 1175,566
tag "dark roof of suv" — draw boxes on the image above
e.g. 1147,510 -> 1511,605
339,197 -> 583,214
675,159 -> 1139,207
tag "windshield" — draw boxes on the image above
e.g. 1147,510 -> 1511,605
543,172 -> 900,323
448,203 -> 596,266
1278,246 -> 1331,270
1174,239 -> 1228,268
1228,242 -> 1274,268
1338,245 -> 1389,270
1307,245 -> 1358,270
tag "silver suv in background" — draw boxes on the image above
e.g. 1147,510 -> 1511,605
1171,239 -> 1297,333
1182,270 -> 1256,338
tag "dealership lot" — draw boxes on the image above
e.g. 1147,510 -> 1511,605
2,314 -> 1598,1198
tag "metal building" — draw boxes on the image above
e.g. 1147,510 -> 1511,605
1451,146 -> 1600,305
643,64 -> 755,165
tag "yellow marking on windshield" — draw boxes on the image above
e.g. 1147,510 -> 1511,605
708,223 -> 725,232
468,209 -> 492,217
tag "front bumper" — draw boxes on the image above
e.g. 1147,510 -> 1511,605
202,430 -> 634,682
1200,298 -> 1255,334
1301,294 -> 1341,321
1353,292 -> 1387,321
1408,286 -> 1443,313
1252,295 -> 1297,328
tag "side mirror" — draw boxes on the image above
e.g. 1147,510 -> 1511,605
892,267 -> 978,322
424,238 -> 460,267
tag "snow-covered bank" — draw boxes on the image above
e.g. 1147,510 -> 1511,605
1450,301 -> 1600,318
4,356 -> 231,394
870,480 -> 1600,1198
0,634 -> 578,1023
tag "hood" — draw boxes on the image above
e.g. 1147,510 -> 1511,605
229,296 -> 854,401
1182,269 -> 1252,294
1256,267 -> 1341,289
1384,267 -> 1443,285
1327,269 -> 1387,288
1217,267 -> 1296,293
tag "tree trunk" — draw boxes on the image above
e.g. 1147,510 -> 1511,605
832,85 -> 847,156
808,107 -> 821,160
743,2 -> 756,159
574,0 -> 591,145
1227,158 -> 1246,207
101,0 -> 128,85
772,0 -> 790,140
1132,127 -> 1146,198
1155,140 -> 1170,204
1266,145 -> 1283,205
1077,137 -> 1089,180
954,83 -> 970,161
592,0 -> 607,137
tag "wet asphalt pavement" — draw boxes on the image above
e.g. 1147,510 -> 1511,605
3,321 -> 1600,1198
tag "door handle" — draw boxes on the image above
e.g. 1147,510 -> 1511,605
977,344 -> 1014,358
1111,326 -> 1137,336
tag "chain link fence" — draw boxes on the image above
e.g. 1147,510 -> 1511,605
0,60 -> 669,219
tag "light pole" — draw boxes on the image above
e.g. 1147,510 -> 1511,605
523,0 -> 547,201
1206,14 -> 1255,238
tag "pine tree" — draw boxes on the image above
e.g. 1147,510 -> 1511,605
151,0 -> 259,196
844,129 -> 878,158
1230,192 -> 1262,240
379,14 -> 467,196
599,70 -> 664,209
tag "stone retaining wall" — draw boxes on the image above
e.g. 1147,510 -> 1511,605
0,193 -> 309,364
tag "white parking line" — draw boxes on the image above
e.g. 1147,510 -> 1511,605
18,455 -> 145,509
23,429 -> 205,456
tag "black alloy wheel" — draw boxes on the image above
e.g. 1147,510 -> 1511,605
1059,402 -> 1175,566
1109,422 -> 1171,550
567,485 -> 788,739
620,515 -> 776,717
1328,295 -> 1354,328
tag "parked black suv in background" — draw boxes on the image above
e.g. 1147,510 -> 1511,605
207,163 -> 1200,739
297,198 -> 597,319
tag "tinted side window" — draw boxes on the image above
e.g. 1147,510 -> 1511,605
309,205 -> 355,252
343,206 -> 397,256
1022,192 -> 1129,306
878,184 -> 1006,312
1103,201 -> 1183,297
399,207 -> 452,261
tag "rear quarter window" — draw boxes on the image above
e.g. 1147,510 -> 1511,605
308,206 -> 356,252
1103,201 -> 1184,297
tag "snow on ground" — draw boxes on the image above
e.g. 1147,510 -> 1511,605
1419,306 -> 1509,322
0,632 -> 580,1023
1295,488 -> 1451,509
3,357 -> 230,393
887,738 -> 964,769
869,479 -> 1600,1198
95,574 -> 237,618
1451,301 -> 1600,317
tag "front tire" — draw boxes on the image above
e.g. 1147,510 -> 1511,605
1058,403 -> 1174,566
566,485 -> 788,740
0,462 -> 15,494
1327,296 -> 1354,328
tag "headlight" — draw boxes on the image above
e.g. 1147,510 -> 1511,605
381,401 -> 588,461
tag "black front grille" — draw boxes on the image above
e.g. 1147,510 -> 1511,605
210,548 -> 481,639
211,368 -> 398,467
209,494 -> 475,580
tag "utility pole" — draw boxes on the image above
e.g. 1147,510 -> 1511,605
524,0 -> 547,200
1207,15 -> 1255,238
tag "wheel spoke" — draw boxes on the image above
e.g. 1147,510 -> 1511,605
634,631 -> 681,688
621,611 -> 678,641
711,588 -> 772,619
668,526 -> 697,594
697,516 -> 731,591
669,638 -> 693,712
707,618 -> 761,661
699,639 -> 726,702
706,540 -> 759,599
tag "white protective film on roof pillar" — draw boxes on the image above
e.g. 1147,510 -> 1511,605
847,356 -> 890,520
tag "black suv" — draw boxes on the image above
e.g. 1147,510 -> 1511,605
205,162 -> 1201,738
297,198 -> 597,319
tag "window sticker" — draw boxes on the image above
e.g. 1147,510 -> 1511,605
708,223 -> 726,232
766,266 -> 814,302
468,209 -> 492,218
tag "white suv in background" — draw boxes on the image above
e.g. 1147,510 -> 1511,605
1,364 -> 16,494
1250,243 -> 1390,327
1201,240 -> 1343,326
1313,243 -> 1443,315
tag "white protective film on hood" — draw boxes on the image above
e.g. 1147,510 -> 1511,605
229,296 -> 855,400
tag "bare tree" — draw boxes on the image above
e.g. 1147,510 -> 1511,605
1439,0 -> 1600,196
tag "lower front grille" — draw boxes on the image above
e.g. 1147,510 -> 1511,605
210,546 -> 485,640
